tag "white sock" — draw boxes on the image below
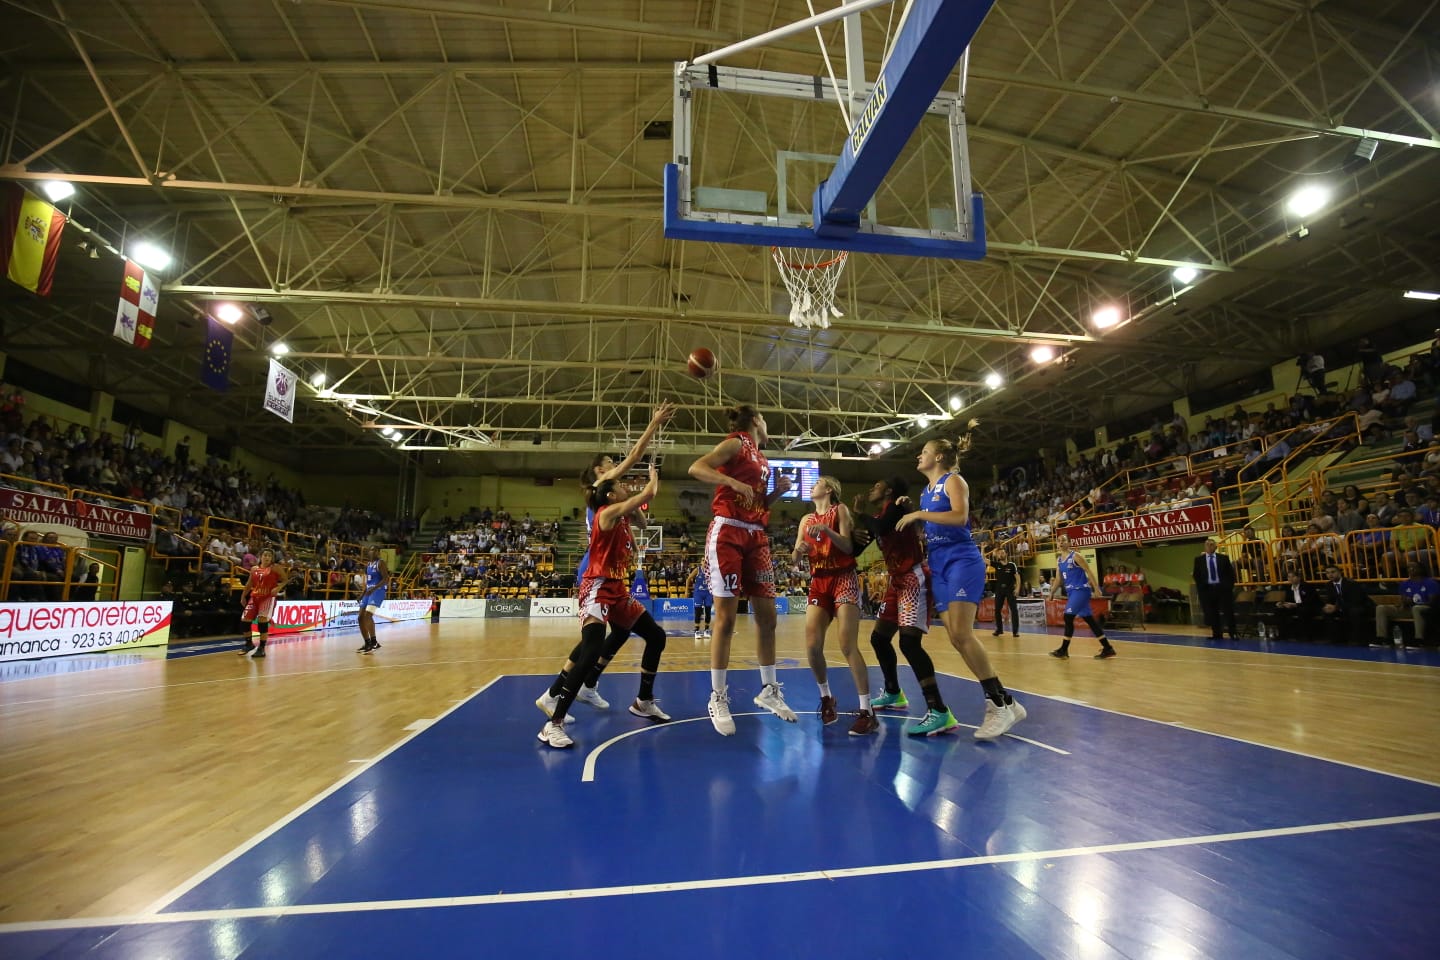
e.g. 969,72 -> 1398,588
711,669 -> 727,693
859,694 -> 871,712
760,663 -> 778,686
818,682 -> 831,697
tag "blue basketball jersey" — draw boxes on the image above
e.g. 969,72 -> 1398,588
1058,552 -> 1089,592
919,472 -> 974,548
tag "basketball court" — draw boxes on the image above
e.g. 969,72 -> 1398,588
1,613 -> 1437,959
3,1 -> 1440,957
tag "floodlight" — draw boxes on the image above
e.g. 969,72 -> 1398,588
310,371 -> 328,386
880,440 -> 893,450
917,416 -> 931,429
948,395 -> 963,411
131,241 -> 172,271
1403,290 -> 1440,301
40,180 -> 74,202
1030,345 -> 1056,363
1092,305 -> 1123,329
1285,184 -> 1330,219
213,302 -> 245,324
1172,266 -> 1198,285
984,372 -> 1003,389
868,443 -> 882,456
271,342 -> 290,355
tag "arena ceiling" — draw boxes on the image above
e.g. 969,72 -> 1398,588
1,0 -> 1438,479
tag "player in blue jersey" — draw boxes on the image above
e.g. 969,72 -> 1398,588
1051,532 -> 1116,659
896,425 -> 1025,740
688,561 -> 713,639
356,546 -> 389,654
539,402 -> 674,714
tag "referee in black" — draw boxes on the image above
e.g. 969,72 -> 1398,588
990,547 -> 1021,638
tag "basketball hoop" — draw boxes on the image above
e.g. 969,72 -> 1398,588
771,247 -> 848,329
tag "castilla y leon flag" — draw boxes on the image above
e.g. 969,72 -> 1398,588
112,259 -> 160,348
0,183 -> 68,296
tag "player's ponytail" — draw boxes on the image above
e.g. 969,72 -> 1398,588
726,404 -> 761,432
932,420 -> 980,470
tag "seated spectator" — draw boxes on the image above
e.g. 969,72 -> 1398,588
1349,514 -> 1390,578
1273,569 -> 1320,640
71,562 -> 101,601
1385,509 -> 1436,575
37,532 -> 68,599
1374,562 -> 1438,647
1373,492 -> 1399,526
1383,373 -> 1416,417
1239,526 -> 1270,582
1318,564 -> 1375,645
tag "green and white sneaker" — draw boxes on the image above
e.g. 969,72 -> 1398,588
906,708 -> 959,737
870,690 -> 909,711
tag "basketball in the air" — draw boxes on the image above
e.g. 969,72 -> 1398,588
687,347 -> 717,379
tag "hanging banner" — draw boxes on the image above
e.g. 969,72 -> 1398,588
263,358 -> 298,423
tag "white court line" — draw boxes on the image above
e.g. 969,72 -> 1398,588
945,671 -> 1440,790
580,709 -> 1068,781
137,676 -> 501,916
404,719 -> 435,731
5,810 -> 1437,934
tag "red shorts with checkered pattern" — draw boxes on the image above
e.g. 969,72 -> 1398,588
704,518 -> 776,600
878,565 -> 930,633
577,577 -> 644,629
807,568 -> 860,616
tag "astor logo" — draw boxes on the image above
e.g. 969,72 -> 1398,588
848,74 -> 888,155
533,603 -> 572,616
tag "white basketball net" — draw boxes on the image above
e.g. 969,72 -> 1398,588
771,247 -> 848,329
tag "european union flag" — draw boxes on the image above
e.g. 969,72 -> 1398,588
201,316 -> 232,391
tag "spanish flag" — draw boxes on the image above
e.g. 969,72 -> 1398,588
1,183 -> 67,296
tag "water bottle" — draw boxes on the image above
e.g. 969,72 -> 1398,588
1394,625 -> 1404,647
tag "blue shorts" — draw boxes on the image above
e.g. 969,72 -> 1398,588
1064,588 -> 1093,618
927,543 -> 986,613
693,588 -> 712,606
361,588 -> 386,612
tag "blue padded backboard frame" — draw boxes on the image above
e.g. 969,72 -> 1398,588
664,0 -> 994,260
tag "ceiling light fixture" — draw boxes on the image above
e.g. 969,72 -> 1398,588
310,371 -> 328,386
213,302 -> 245,324
948,395 -> 963,412
40,180 -> 74,202
984,372 -> 1003,389
1285,184 -> 1330,219
130,241 -> 172,271
271,342 -> 290,355
1172,266 -> 1198,285
1402,290 -> 1440,301
1029,345 -> 1056,363
1091,305 -> 1123,329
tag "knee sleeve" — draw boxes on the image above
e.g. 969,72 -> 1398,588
601,627 -> 632,659
898,629 -> 936,678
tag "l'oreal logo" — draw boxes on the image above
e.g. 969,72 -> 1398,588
849,74 -> 888,155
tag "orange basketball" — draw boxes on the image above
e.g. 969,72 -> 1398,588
687,347 -> 717,379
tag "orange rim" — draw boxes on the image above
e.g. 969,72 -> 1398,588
770,247 -> 848,270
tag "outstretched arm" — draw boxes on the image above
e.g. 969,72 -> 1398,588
599,402 -> 675,483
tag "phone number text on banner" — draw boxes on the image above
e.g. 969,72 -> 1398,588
0,601 -> 173,662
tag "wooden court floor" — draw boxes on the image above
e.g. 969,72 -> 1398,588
1,615 -> 1437,925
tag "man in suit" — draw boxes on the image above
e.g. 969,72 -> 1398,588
1273,568 -> 1319,640
1193,538 -> 1237,640
1320,563 -> 1375,644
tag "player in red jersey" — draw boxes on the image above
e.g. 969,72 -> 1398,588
687,404 -> 796,735
793,476 -> 875,735
537,463 -> 671,748
238,549 -> 284,659
852,477 -> 954,721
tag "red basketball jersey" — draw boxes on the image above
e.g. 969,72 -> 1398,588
875,499 -> 925,574
805,504 -> 855,572
248,565 -> 281,599
584,512 -> 635,580
711,431 -> 770,525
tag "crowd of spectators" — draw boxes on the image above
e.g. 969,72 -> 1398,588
973,337 -> 1439,552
